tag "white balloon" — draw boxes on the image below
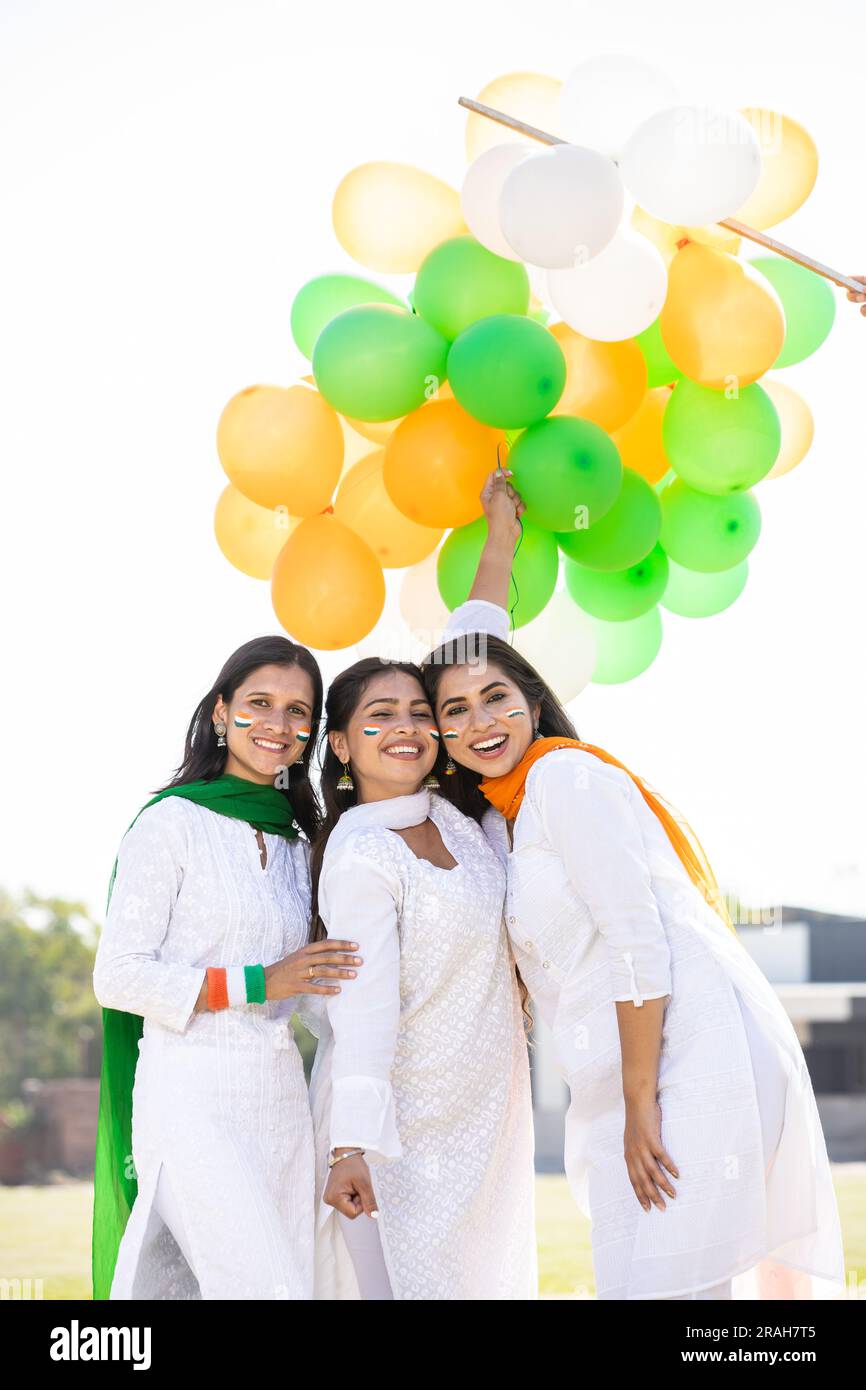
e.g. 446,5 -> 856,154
460,144 -> 531,260
619,105 -> 762,225
546,229 -> 668,340
559,54 -> 680,162
514,590 -> 597,703
499,144 -> 624,269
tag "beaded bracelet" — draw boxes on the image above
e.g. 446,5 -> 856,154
207,964 -> 267,1011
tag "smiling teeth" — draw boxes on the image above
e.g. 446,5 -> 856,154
253,738 -> 286,750
473,736 -> 506,751
387,745 -> 420,755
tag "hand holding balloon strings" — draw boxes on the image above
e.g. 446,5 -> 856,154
846,275 -> 866,316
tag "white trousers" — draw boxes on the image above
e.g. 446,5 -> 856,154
153,1163 -> 199,1278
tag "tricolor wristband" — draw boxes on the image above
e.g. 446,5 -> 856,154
207,964 -> 267,1010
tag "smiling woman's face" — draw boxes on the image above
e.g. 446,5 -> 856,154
213,662 -> 315,785
328,668 -> 439,803
432,661 -> 541,778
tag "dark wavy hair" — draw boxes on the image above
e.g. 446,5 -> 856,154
419,631 -> 579,821
156,635 -> 323,845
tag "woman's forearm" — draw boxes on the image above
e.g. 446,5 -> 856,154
467,532 -> 516,609
615,996 -> 667,1102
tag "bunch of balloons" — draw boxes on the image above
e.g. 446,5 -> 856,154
215,55 -> 835,692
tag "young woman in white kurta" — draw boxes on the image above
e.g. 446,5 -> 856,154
92,636 -> 362,1299
423,500 -> 846,1300
306,654 -> 537,1300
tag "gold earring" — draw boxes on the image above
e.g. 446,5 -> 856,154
444,754 -> 456,776
215,720 -> 227,747
336,761 -> 354,792
422,771 -> 440,790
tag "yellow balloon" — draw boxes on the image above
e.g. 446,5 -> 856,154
760,378 -> 815,479
384,398 -> 506,528
334,450 -> 443,568
660,244 -> 786,389
680,223 -> 742,255
549,322 -> 647,432
214,484 -> 301,580
733,109 -> 819,230
333,162 -> 467,273
465,72 -> 563,162
217,383 -> 343,513
271,513 -> 385,650
343,412 -> 404,444
611,386 -> 673,484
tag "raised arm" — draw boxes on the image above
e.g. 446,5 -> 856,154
440,468 -> 524,643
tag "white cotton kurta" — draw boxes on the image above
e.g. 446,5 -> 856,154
92,796 -> 317,1300
443,599 -> 846,1301
308,787 -> 538,1300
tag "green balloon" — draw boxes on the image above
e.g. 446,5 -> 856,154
312,305 -> 449,422
437,516 -> 558,629
527,304 -> 550,326
556,467 -> 661,570
749,256 -> 836,366
290,274 -> 405,360
564,543 -> 668,621
663,379 -> 780,494
508,416 -> 622,532
588,607 -> 663,684
661,556 -> 748,617
635,317 -> 683,387
413,235 -> 530,341
447,314 -> 566,428
659,479 -> 761,572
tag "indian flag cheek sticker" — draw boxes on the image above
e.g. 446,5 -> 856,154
362,726 -> 381,737
295,727 -> 311,743
233,714 -> 254,728
442,729 -> 459,740
428,729 -> 441,741
505,708 -> 527,719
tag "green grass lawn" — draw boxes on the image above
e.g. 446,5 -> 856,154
1,1169 -> 864,1300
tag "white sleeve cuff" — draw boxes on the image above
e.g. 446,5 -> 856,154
440,598 -> 510,643
610,949 -> 672,1007
330,1075 -> 402,1165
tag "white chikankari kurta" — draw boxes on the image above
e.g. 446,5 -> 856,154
443,600 -> 846,1301
92,796 -> 317,1300
308,787 -> 538,1300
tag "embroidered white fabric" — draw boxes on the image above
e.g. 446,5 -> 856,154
309,788 -> 538,1300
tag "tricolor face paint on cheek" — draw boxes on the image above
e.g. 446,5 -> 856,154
442,729 -> 459,740
362,726 -> 382,737
428,729 -> 441,741
505,708 -> 527,719
233,713 -> 254,728
295,727 -> 311,743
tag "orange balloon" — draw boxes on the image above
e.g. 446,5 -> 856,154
383,398 -> 506,528
217,384 -> 343,513
610,387 -> 673,484
659,244 -> 786,390
334,450 -> 443,567
214,484 -> 301,579
271,513 -> 385,650
548,322 -> 647,432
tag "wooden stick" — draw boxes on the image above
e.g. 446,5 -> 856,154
459,95 -> 865,295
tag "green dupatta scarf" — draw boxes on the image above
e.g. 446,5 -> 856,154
91,773 -> 299,1300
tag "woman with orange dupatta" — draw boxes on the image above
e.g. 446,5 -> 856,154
422,472 -> 845,1302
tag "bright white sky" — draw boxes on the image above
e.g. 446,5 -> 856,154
2,0 -> 865,922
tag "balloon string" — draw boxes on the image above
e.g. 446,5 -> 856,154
496,441 -> 522,641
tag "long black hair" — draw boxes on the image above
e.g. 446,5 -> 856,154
309,656 -> 444,941
419,631 -> 580,822
156,635 -> 324,844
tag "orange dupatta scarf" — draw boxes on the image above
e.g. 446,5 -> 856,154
478,737 -> 737,938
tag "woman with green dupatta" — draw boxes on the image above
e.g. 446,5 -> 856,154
91,635 -> 363,1299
